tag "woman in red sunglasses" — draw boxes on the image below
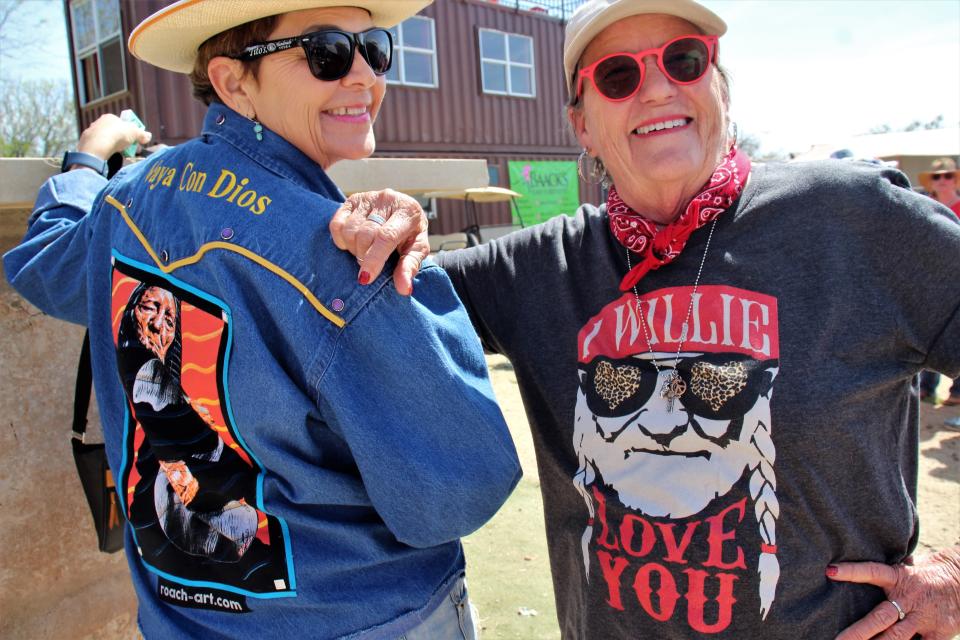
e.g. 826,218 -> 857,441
333,0 -> 960,638
4,1 -> 522,638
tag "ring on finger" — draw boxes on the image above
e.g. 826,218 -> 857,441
888,599 -> 905,621
404,253 -> 423,270
367,213 -> 387,226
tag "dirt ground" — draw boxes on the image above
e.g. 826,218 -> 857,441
915,379 -> 960,555
469,355 -> 960,639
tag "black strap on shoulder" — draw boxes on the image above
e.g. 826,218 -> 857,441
72,331 -> 93,442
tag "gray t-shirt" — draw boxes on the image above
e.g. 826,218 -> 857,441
438,160 -> 960,639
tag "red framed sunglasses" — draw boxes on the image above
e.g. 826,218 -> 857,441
576,34 -> 718,102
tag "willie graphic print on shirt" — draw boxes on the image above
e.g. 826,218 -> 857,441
574,285 -> 779,633
112,257 -> 293,599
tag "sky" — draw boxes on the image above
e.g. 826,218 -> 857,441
0,0 -> 73,80
700,0 -> 960,155
3,0 -> 959,156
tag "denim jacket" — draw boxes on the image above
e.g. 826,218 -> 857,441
4,103 -> 521,639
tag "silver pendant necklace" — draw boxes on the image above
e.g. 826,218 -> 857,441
625,218 -> 719,412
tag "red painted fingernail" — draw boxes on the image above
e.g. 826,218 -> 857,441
358,271 -> 370,285
825,565 -> 839,577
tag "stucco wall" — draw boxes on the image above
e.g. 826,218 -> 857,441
0,208 -> 138,639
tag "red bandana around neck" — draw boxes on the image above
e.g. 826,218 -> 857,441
609,147 -> 751,291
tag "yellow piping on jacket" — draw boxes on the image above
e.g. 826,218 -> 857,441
105,195 -> 345,328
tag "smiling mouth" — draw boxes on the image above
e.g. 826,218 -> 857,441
325,106 -> 369,117
633,118 -> 691,136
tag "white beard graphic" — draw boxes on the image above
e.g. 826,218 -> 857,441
573,283 -> 782,624
575,353 -> 777,519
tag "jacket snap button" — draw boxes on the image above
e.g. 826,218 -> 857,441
220,227 -> 235,240
160,250 -> 169,262
216,114 -> 226,125
125,198 -> 133,208
331,298 -> 345,312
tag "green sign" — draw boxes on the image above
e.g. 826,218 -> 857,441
508,160 -> 580,225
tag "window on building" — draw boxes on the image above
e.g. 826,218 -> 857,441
478,29 -> 535,97
71,0 -> 125,104
386,16 -> 438,88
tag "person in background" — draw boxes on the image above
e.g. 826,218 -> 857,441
331,0 -> 960,638
920,157 -> 960,219
918,157 -> 960,410
3,1 -> 521,637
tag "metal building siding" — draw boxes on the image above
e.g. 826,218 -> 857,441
375,0 -> 576,154
82,0 -> 578,151
73,0 -> 592,227
73,0 -> 204,142
121,0 -> 207,143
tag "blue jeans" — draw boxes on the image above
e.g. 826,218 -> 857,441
400,576 -> 477,640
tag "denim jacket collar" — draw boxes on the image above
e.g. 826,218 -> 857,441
202,102 -> 345,202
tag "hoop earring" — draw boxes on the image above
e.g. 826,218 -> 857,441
577,150 -> 590,181
577,149 -> 608,185
728,121 -> 739,150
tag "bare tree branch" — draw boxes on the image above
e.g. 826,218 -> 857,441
0,77 -> 77,157
0,0 -> 26,33
0,0 -> 52,76
0,0 -> 29,58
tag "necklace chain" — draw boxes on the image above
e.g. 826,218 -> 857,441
626,217 -> 719,411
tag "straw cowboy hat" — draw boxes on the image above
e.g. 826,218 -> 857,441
128,0 -> 432,74
918,157 -> 958,192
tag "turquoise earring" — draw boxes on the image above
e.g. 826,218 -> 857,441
249,114 -> 263,141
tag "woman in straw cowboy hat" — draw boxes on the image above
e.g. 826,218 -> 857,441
4,1 -> 522,637
919,157 -> 960,219
332,0 -> 960,637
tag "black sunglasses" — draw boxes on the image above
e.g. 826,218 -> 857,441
237,28 -> 393,81
930,172 -> 955,181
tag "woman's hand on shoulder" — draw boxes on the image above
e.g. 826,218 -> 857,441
76,113 -> 152,161
828,546 -> 960,640
330,188 -> 429,296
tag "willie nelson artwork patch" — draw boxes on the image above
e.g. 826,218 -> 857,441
111,256 -> 294,601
